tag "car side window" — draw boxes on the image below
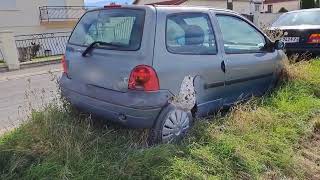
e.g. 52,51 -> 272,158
216,15 -> 266,54
166,13 -> 217,55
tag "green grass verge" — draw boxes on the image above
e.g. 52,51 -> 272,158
20,56 -> 62,65
31,55 -> 62,62
1,60 -> 320,179
0,56 -> 60,66
0,60 -> 5,66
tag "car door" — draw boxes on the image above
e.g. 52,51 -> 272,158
153,8 -> 226,117
215,13 -> 278,105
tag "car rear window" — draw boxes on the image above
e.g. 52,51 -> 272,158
272,10 -> 320,27
69,8 -> 145,51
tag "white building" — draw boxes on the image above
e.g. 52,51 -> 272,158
0,0 -> 86,69
262,0 -> 300,13
133,0 -> 300,14
0,0 -> 85,35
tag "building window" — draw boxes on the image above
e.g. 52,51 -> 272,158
267,5 -> 273,13
0,0 -> 16,10
255,4 -> 261,12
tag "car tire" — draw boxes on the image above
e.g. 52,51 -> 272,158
148,104 -> 193,145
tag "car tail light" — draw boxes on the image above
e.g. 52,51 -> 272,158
128,65 -> 159,91
307,34 -> 320,44
61,55 -> 68,74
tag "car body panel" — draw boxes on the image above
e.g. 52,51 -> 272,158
152,7 -> 226,117
60,74 -> 171,128
213,11 -> 278,104
66,6 -> 156,92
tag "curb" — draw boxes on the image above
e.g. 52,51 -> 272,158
0,58 -> 61,73
20,59 -> 61,69
0,68 -> 61,82
0,65 -> 8,73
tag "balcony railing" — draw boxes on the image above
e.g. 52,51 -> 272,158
39,6 -> 94,22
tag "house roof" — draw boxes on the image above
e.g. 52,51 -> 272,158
147,0 -> 188,5
264,0 -> 297,4
133,0 -> 187,5
133,0 -> 298,5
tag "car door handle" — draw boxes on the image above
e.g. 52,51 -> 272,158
221,61 -> 226,73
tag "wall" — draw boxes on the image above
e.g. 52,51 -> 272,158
65,0 -> 85,6
183,0 -> 252,14
182,0 -> 226,8
258,13 -> 282,26
262,1 -> 299,13
134,0 -> 162,4
184,0 -> 282,25
135,0 -> 255,14
135,0 -> 300,15
0,1 -> 17,10
0,0 -> 44,29
0,0 -> 84,35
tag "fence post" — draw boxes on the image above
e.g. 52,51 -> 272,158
0,31 -> 20,70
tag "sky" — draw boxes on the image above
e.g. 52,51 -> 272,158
84,0 -> 134,6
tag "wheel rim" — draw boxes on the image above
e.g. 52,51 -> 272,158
162,109 -> 190,143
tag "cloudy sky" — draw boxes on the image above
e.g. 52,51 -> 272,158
84,0 -> 134,6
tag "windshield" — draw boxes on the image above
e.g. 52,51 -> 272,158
69,8 -> 145,51
272,10 -> 320,27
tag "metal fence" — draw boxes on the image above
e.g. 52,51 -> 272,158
15,32 -> 71,62
39,6 -> 93,22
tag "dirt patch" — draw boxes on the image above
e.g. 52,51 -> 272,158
296,117 -> 320,179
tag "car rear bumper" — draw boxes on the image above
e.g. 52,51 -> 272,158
59,74 -> 172,128
285,46 -> 320,55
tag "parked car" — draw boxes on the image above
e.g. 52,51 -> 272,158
59,5 -> 286,144
271,8 -> 320,55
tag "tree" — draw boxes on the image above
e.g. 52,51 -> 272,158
300,0 -> 316,9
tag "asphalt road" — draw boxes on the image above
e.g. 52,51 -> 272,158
0,64 -> 61,133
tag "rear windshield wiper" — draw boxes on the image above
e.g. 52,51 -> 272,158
82,41 -> 122,57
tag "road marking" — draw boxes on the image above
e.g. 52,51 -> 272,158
0,68 -> 62,83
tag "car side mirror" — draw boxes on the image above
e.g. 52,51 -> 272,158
274,40 -> 285,50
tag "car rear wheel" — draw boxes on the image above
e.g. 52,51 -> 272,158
149,105 -> 192,145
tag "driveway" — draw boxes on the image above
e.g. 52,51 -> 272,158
0,64 -> 61,133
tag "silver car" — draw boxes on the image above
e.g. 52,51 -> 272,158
59,5 -> 286,144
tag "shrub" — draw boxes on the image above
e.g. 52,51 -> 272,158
301,0 -> 316,9
278,7 -> 288,13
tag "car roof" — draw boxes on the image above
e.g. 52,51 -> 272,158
282,8 -> 320,14
152,5 -> 234,12
89,5 -> 237,14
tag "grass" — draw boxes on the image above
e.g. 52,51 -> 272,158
0,56 -> 60,67
20,56 -> 62,65
0,60 -> 5,66
0,59 -> 320,179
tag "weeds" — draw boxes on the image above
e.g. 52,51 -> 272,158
314,118 -> 320,134
0,60 -> 320,179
